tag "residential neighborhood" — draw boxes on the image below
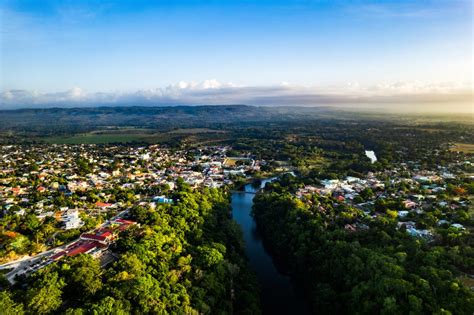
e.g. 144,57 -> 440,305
0,144 -> 268,280
295,159 -> 473,240
0,139 -> 472,314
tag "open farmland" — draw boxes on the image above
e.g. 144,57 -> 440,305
450,143 -> 474,154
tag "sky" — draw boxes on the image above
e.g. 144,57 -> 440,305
0,0 -> 472,111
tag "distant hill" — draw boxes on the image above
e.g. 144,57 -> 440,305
0,105 -> 338,134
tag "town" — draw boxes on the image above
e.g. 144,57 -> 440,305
0,144 -> 271,281
0,121 -> 472,314
296,163 -> 472,239
1,141 -> 472,284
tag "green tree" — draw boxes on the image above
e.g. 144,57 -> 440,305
64,255 -> 103,300
0,291 -> 24,315
26,271 -> 65,314
90,296 -> 129,315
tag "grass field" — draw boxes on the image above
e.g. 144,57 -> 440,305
449,143 -> 474,154
168,128 -> 226,134
224,158 -> 238,166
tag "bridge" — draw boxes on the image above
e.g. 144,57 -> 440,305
230,190 -> 257,194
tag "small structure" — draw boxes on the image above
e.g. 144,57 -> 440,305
451,223 -> 465,230
62,209 -> 84,230
398,211 -> 409,218
153,195 -> 173,204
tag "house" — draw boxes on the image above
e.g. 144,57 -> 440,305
152,195 -> 173,204
36,186 -> 46,193
80,230 -> 114,245
321,179 -> 340,190
344,224 -> 357,232
403,200 -> 417,209
407,228 -> 432,239
61,210 -> 84,230
66,241 -> 103,256
11,187 -> 24,195
95,201 -> 113,208
113,218 -> 137,231
397,221 -> 416,229
451,223 -> 465,230
398,210 -> 409,218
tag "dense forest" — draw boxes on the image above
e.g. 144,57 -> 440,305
252,174 -> 474,314
2,182 -> 260,314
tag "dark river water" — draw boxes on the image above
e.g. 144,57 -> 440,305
231,179 -> 310,314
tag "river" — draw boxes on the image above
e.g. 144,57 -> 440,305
231,178 -> 310,314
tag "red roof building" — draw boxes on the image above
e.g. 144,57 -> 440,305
50,251 -> 67,261
66,241 -> 100,256
114,218 -> 136,225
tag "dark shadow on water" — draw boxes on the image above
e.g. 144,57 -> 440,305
250,226 -> 263,241
231,180 -> 310,315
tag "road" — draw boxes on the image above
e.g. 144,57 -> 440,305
0,209 -> 129,284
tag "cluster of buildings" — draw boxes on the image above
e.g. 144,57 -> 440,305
0,144 -> 265,279
50,218 -> 136,261
13,217 -> 136,280
296,162 -> 472,239
1,143 -> 470,280
0,144 -> 263,226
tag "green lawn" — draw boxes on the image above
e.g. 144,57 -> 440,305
168,128 -> 226,134
450,143 -> 474,154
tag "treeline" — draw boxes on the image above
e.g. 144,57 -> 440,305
1,183 -> 260,314
252,179 -> 474,314
226,120 -> 473,178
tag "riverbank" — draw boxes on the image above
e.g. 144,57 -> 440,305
231,179 -> 310,314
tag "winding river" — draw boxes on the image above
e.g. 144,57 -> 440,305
231,179 -> 310,314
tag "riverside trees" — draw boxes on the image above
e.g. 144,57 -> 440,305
1,186 -> 260,314
252,181 -> 474,314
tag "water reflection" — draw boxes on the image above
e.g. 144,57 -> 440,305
231,178 -> 310,314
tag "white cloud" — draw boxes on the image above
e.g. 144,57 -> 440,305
0,80 -> 472,110
68,87 -> 84,98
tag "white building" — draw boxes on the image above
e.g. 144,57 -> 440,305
62,210 -> 84,230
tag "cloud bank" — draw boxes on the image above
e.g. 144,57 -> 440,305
1,80 -> 472,113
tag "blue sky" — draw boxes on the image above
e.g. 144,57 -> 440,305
0,0 -> 472,109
